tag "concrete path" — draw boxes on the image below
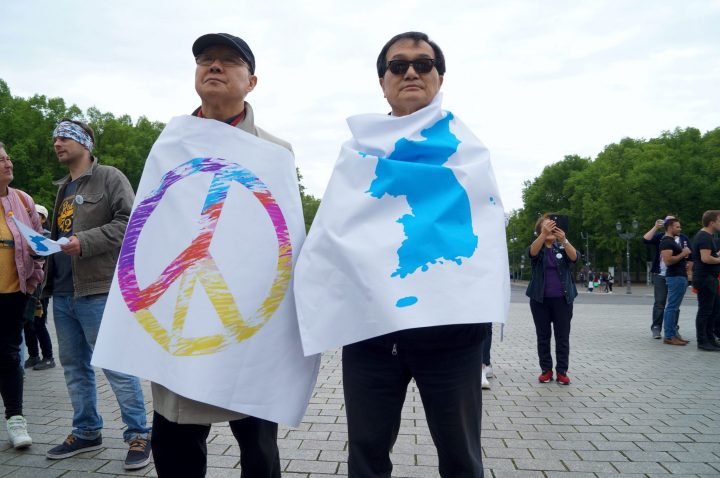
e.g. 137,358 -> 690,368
1,285 -> 718,477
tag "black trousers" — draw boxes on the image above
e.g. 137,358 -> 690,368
24,297 -> 54,359
151,411 -> 280,478
343,337 -> 484,478
652,273 -> 668,331
0,292 -> 27,418
530,298 -> 573,374
694,274 -> 720,344
481,323 -> 492,365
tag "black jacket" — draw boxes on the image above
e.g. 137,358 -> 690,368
525,243 -> 578,304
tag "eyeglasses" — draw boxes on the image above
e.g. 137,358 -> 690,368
195,53 -> 246,67
386,58 -> 436,75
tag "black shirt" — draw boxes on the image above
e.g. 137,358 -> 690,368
692,230 -> 720,277
644,232 -> 691,274
660,235 -> 687,278
52,180 -> 78,295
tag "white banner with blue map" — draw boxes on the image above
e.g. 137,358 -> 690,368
295,94 -> 510,355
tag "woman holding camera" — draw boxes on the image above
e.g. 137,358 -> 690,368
526,214 -> 578,385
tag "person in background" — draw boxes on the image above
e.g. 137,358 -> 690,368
526,213 -> 578,385
44,119 -> 151,469
660,218 -> 692,346
0,141 -> 45,448
481,323 -> 494,389
643,215 -> 690,339
23,204 -> 55,371
691,210 -> 720,351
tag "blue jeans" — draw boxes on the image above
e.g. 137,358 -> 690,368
663,276 -> 688,340
53,294 -> 150,441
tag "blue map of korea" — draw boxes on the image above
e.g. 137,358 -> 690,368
364,112 -> 478,308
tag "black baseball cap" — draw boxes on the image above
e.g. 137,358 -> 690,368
192,33 -> 256,74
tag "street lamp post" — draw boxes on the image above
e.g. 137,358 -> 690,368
616,220 -> 639,294
510,224 -> 517,282
580,231 -> 591,277
580,231 -> 590,266
520,254 -> 525,281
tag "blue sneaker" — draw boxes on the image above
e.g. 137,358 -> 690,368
124,437 -> 151,470
46,434 -> 102,459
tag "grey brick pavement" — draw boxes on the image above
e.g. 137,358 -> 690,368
1,285 -> 719,477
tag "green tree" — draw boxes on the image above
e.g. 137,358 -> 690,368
511,126 -> 720,280
297,168 -> 321,232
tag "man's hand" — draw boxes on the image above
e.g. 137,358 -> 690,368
682,246 -> 692,258
60,235 -> 82,256
655,219 -> 664,229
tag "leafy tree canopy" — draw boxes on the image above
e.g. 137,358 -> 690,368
0,79 -> 321,228
508,125 -> 720,279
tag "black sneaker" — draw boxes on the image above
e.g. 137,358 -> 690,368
46,434 -> 102,459
697,342 -> 720,351
33,358 -> 56,370
124,437 -> 151,470
24,356 -> 41,369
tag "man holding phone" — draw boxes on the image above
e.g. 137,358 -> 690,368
660,218 -> 692,345
643,216 -> 691,340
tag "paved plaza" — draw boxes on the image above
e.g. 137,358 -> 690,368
1,284 -> 719,477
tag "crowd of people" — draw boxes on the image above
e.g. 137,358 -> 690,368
581,270 -> 614,293
643,215 -> 720,350
519,211 -> 720,392
1,30 -> 718,478
0,31 -> 491,478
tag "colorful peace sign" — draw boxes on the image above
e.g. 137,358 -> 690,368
118,157 -> 293,356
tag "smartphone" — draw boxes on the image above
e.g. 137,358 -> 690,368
549,214 -> 569,234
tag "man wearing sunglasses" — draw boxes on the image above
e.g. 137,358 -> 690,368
341,32 -> 486,477
149,33 -> 291,478
378,35 -> 444,117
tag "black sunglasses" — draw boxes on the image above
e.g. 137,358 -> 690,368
386,58 -> 436,75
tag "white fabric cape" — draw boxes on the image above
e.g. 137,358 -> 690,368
295,95 -> 510,355
93,116 -> 319,426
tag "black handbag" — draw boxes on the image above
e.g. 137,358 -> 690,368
22,291 -> 40,324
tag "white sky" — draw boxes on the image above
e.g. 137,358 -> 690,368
2,0 -> 719,211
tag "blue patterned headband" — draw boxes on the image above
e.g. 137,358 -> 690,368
53,121 -> 94,152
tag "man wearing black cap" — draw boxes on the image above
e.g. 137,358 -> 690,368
149,33 -> 290,478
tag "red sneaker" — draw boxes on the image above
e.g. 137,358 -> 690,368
538,370 -> 553,383
556,372 -> 571,385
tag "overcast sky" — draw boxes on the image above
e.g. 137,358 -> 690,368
2,0 -> 718,211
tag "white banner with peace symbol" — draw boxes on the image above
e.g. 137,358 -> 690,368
93,116 -> 320,426
295,95 -> 510,355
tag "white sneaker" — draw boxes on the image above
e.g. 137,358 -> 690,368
481,369 -> 490,389
7,415 -> 32,449
485,365 -> 494,378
